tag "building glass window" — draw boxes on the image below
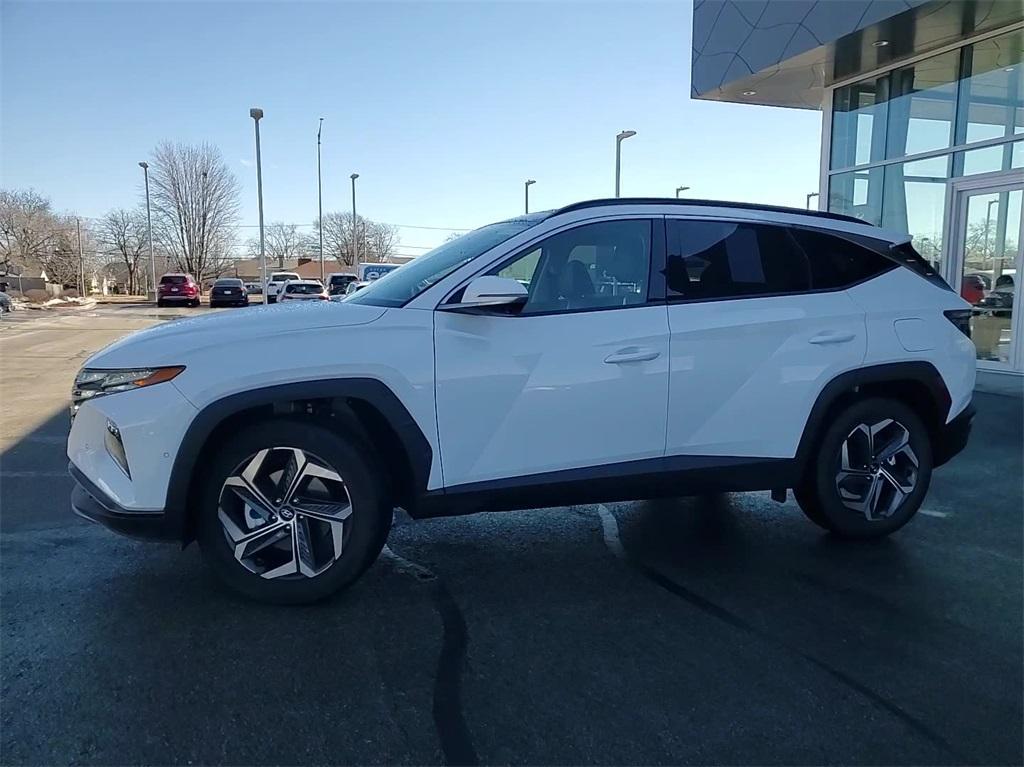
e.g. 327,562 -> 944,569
955,30 -> 1023,145
828,167 -> 883,225
831,76 -> 888,168
957,139 -> 1024,176
884,51 -> 960,159
881,156 -> 949,264
828,30 -> 1023,259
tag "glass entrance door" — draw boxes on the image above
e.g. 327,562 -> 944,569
945,174 -> 1024,372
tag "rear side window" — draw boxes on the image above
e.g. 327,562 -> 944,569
666,220 -> 810,300
790,228 -> 895,289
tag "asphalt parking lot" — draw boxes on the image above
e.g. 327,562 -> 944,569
1,304 -> 1022,766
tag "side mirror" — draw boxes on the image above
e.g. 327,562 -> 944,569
440,276 -> 529,311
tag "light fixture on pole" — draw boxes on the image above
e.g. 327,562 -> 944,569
806,191 -> 820,210
317,117 -> 325,283
614,130 -> 636,198
675,185 -> 690,198
524,179 -> 536,214
249,107 -> 267,300
350,173 -> 360,278
139,161 -> 156,298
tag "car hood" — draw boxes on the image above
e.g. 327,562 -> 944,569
86,301 -> 388,369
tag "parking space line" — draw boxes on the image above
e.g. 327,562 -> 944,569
596,504 -> 625,559
919,509 -> 950,518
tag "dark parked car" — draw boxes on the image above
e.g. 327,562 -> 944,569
210,278 -> 249,307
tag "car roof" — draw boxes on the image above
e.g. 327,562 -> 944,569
533,197 -> 910,245
286,279 -> 323,285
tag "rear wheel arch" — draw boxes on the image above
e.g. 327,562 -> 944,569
795,362 -> 950,479
168,379 -> 433,544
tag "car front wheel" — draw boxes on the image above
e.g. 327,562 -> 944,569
795,398 -> 932,538
197,419 -> 392,603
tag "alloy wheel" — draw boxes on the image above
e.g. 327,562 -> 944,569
218,447 -> 352,579
835,418 -> 919,521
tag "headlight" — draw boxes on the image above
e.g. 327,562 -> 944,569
71,366 -> 185,418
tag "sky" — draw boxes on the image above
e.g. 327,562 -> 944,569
1,0 -> 823,256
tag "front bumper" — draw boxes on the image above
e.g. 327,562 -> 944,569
70,463 -> 177,541
935,401 -> 975,467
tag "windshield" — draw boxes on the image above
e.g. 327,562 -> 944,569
346,218 -> 543,307
160,275 -> 187,285
271,273 -> 299,282
214,279 -> 241,287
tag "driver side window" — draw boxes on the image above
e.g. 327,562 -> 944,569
492,219 -> 652,316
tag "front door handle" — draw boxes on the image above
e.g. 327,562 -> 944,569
604,347 -> 660,364
808,331 -> 856,345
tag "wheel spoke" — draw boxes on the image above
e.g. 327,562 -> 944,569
293,500 -> 352,523
862,474 -> 884,520
879,465 -> 913,494
874,427 -> 910,464
294,517 -> 319,577
279,449 -> 308,506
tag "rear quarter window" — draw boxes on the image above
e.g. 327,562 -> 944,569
790,228 -> 896,290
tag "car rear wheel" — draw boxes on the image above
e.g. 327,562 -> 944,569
795,398 -> 932,538
197,419 -> 392,604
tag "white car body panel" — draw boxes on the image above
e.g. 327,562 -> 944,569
434,305 -> 670,486
70,303 -> 443,508
846,267 -> 976,421
68,382 -> 197,510
666,290 -> 867,458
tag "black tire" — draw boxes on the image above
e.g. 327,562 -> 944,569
190,298 -> 201,308
795,398 -> 932,539
156,298 -> 165,308
197,418 -> 392,604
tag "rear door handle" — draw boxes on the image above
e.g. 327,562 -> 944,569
808,331 -> 856,345
604,347 -> 660,364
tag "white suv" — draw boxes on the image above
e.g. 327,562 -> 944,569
265,271 -> 300,304
68,199 -> 976,603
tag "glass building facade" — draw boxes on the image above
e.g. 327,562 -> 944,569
827,28 -> 1023,262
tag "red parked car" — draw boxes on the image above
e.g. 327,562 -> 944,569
157,273 -> 200,308
961,274 -> 986,305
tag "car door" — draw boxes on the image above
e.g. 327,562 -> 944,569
664,218 -> 868,460
433,217 -> 670,487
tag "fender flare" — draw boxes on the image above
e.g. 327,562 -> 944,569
793,361 -> 951,475
164,378 -> 433,541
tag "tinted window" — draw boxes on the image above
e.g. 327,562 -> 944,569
286,283 -> 323,294
489,219 -> 652,315
271,273 -> 299,282
791,229 -> 895,289
160,275 -> 187,285
214,278 -> 242,287
666,220 -> 809,300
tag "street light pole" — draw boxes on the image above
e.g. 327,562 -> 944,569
250,108 -> 267,299
350,173 -> 360,279
525,179 -> 536,214
139,161 -> 155,297
806,191 -> 820,210
983,198 -> 999,264
614,130 -> 636,198
317,117 -> 325,283
76,217 -> 84,296
675,185 -> 690,198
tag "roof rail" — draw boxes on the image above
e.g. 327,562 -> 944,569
553,198 -> 870,226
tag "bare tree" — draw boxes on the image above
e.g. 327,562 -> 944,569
148,142 -> 240,284
0,189 -> 62,274
247,222 -> 306,268
365,221 -> 399,263
314,213 -> 399,268
38,216 -> 95,289
97,208 -> 148,293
